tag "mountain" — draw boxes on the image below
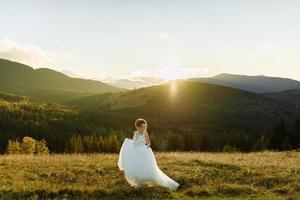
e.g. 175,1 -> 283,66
0,58 -> 125,103
189,73 -> 300,93
67,80 -> 300,133
107,79 -> 150,90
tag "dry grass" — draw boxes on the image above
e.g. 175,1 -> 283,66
0,151 -> 299,199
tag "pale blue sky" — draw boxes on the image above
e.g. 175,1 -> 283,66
0,0 -> 300,81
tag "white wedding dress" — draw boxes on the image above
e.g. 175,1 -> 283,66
118,130 -> 180,191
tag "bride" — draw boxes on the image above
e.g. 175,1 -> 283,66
118,118 -> 180,191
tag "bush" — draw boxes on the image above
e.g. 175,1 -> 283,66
21,136 -> 37,154
36,139 -> 50,155
6,136 -> 49,155
7,139 -> 22,154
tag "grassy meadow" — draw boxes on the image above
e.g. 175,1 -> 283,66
0,151 -> 299,200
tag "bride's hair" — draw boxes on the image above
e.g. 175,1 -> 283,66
135,118 -> 147,128
135,118 -> 150,145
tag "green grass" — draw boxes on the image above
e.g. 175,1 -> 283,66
0,151 -> 299,199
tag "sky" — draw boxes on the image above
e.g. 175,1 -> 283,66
0,0 -> 300,82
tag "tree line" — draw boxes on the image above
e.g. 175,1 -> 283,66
0,99 -> 299,153
56,117 -> 300,153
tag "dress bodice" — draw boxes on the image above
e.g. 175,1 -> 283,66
132,130 -> 146,146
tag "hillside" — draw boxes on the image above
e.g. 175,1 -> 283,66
189,73 -> 300,93
263,89 -> 300,106
0,58 -> 125,103
0,92 -> 136,153
66,80 -> 299,133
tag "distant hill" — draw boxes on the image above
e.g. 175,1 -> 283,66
67,80 -> 300,133
0,58 -> 125,103
107,79 -> 152,90
189,73 -> 300,93
107,77 -> 164,90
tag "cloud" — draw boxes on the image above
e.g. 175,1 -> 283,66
155,66 -> 205,81
101,70 -> 165,85
58,65 -> 210,86
56,67 -> 114,82
126,70 -> 149,77
57,68 -> 86,78
0,37 -> 57,66
55,39 -> 63,45
117,66 -> 211,83
200,66 -> 210,74
158,32 -> 169,40
133,76 -> 164,83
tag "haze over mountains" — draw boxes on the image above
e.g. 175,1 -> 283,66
106,76 -> 165,90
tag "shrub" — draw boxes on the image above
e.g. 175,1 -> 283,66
36,139 -> 50,155
6,136 -> 49,155
21,136 -> 37,154
7,139 -> 22,154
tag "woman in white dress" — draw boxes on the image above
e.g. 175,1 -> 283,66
118,118 -> 180,191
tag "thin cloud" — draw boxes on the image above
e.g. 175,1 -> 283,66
200,66 -> 210,74
121,66 -> 210,82
0,37 -> 57,66
158,32 -> 169,40
57,68 -> 86,78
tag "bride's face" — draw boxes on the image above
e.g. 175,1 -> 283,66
137,123 -> 147,132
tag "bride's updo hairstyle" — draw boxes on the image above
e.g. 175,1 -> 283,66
135,118 -> 147,128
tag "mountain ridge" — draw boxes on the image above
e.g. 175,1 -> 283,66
189,73 -> 300,93
0,58 -> 126,103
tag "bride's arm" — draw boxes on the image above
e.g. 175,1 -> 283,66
144,132 -> 151,147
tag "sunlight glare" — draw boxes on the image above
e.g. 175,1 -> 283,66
156,66 -> 203,82
169,81 -> 177,97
